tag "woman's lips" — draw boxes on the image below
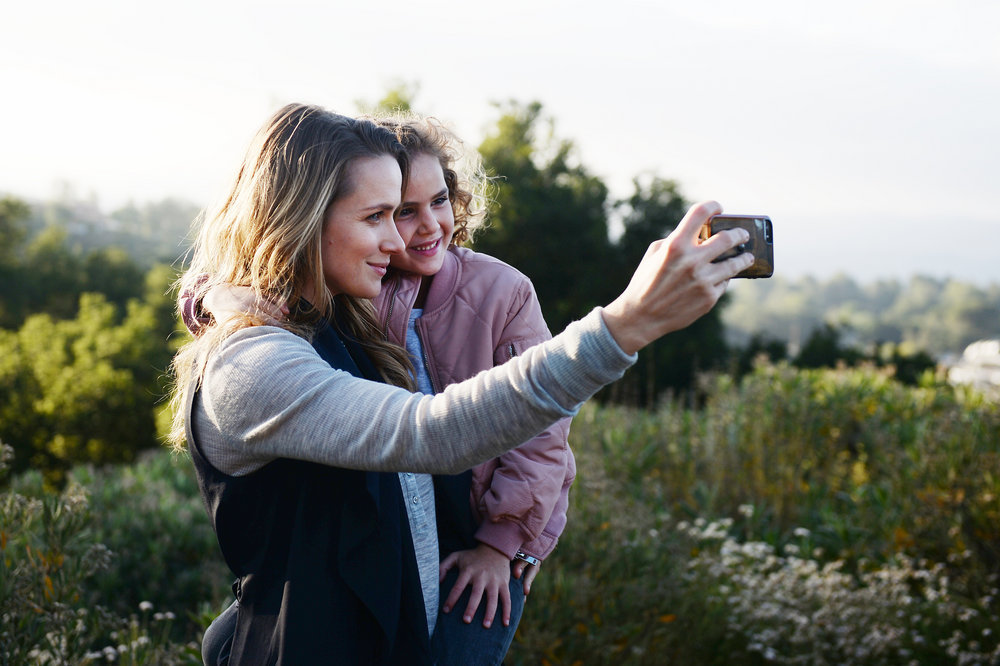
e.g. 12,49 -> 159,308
370,263 -> 388,277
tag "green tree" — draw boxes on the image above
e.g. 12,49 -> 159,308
81,246 -> 147,308
474,100 -> 616,333
794,322 -> 863,369
0,293 -> 166,484
20,226 -> 83,322
0,196 -> 30,265
356,82 -> 419,115
0,197 -> 32,326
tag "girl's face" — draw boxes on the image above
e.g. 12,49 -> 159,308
320,154 -> 404,298
389,152 -> 455,277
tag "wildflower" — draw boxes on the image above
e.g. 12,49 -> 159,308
138,601 -> 153,612
738,504 -> 754,518
793,527 -> 811,538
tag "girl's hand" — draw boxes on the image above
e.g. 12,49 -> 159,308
439,544 -> 513,629
511,558 -> 540,595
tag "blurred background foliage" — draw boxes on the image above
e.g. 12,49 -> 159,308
1,86 -> 998,663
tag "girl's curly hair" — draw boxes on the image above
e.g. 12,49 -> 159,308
371,112 -> 494,246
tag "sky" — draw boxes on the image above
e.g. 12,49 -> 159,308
2,0 -> 999,286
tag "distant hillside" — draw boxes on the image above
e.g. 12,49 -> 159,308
722,274 -> 1000,359
19,192 -> 201,268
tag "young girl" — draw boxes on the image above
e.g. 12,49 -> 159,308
375,114 -> 572,663
174,102 -> 752,665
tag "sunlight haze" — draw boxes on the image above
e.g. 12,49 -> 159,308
3,0 -> 998,285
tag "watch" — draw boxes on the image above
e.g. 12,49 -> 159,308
514,550 -> 540,566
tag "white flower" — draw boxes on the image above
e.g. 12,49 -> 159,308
793,527 -> 811,538
138,601 -> 153,612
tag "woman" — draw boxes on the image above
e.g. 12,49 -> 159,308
172,102 -> 752,665
193,114 -> 567,665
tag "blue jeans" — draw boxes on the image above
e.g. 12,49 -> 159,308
201,570 -> 525,666
201,598 -> 236,666
433,568 -> 524,666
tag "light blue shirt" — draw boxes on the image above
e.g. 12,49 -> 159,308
401,309 -> 439,636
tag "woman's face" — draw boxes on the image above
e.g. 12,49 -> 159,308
320,154 -> 404,298
389,152 -> 455,277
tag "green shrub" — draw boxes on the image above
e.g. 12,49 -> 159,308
11,448 -> 233,640
0,443 -> 201,664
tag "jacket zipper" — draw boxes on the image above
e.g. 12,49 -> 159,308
421,343 -> 437,393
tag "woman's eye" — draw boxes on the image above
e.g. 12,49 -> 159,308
397,207 -> 414,217
367,211 -> 383,223
432,197 -> 448,207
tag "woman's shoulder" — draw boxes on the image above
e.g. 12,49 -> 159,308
209,325 -> 318,372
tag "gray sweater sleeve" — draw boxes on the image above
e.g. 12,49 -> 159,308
194,308 -> 636,476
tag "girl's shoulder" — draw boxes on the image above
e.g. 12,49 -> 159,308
449,246 -> 532,286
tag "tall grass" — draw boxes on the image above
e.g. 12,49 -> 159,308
3,362 -> 998,664
506,362 -> 1000,664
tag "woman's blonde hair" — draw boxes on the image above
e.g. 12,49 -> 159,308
372,113 -> 492,246
168,103 -> 414,449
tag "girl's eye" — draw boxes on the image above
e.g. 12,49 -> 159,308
367,211 -> 384,223
432,197 -> 448,207
397,207 -> 414,218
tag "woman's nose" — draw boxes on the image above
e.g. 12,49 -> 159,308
381,220 -> 405,254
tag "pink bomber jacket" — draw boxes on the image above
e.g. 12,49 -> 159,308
376,246 -> 575,562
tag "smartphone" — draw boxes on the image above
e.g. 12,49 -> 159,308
699,214 -> 774,279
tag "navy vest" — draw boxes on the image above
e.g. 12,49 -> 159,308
187,316 -> 432,665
